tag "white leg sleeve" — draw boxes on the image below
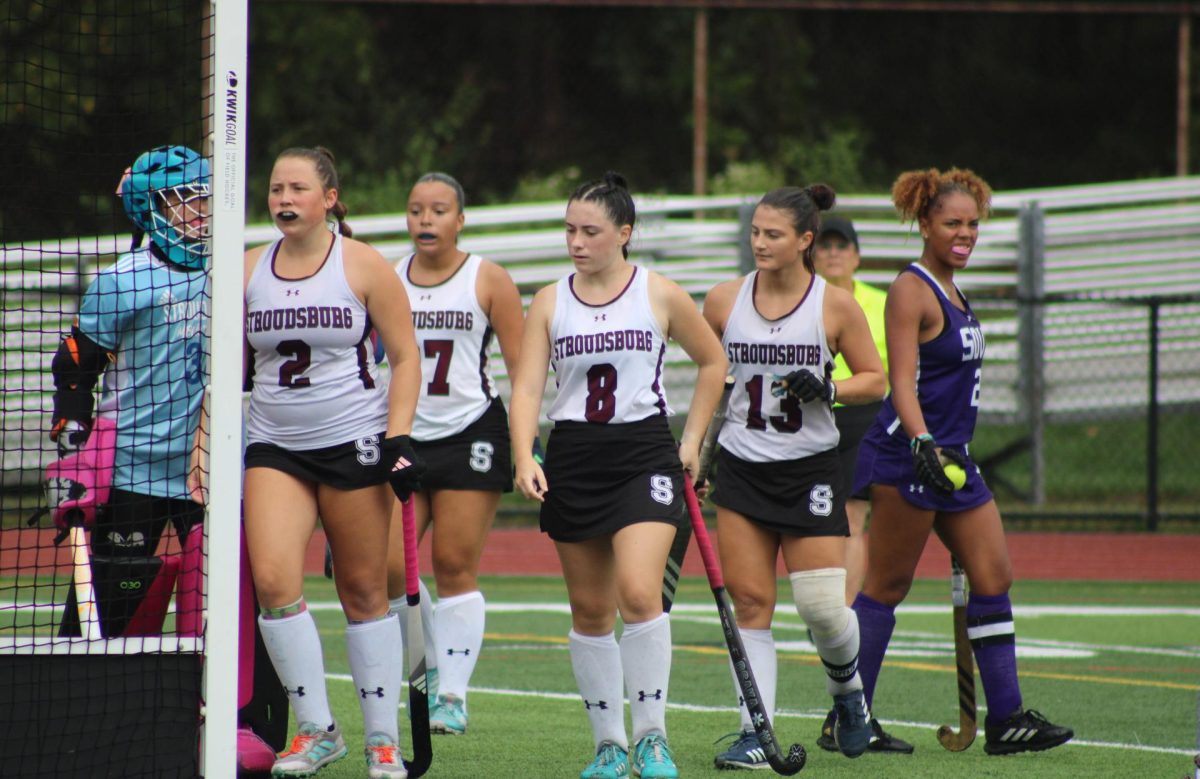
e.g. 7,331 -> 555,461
570,630 -> 627,751
728,627 -> 777,732
259,607 -> 333,730
621,613 -> 672,744
790,568 -> 862,695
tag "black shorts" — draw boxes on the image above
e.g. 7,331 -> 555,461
711,447 -> 848,537
93,488 -> 204,558
539,416 -> 686,543
244,433 -> 389,491
413,398 -> 513,493
834,401 -> 883,501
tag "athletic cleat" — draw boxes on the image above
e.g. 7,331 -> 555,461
866,718 -> 914,754
364,732 -> 407,778
429,693 -> 467,735
984,708 -> 1073,755
832,690 -> 872,758
713,730 -> 769,770
816,709 -> 837,752
271,722 -> 348,777
237,725 -> 277,773
818,709 -> 913,754
632,734 -> 679,779
581,741 -> 630,779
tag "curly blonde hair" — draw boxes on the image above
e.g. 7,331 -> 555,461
891,167 -> 992,226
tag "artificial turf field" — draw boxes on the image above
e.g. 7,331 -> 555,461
297,574 -> 1197,778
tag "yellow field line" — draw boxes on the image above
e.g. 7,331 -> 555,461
484,632 -> 1199,692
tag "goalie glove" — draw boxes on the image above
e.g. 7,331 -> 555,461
910,434 -> 967,494
381,435 -> 426,502
772,368 -> 836,405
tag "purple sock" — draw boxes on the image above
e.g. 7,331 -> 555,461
967,592 -> 1023,725
851,592 -> 896,709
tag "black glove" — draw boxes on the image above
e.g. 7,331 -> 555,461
773,369 -> 836,404
381,435 -> 426,502
910,433 -> 965,494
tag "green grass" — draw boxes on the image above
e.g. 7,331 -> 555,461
289,574 -> 1197,778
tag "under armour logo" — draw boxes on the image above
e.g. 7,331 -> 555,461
420,293 -> 432,300
285,288 -> 300,297
445,648 -> 471,656
584,699 -> 608,710
909,483 -> 925,493
637,689 -> 663,702
360,687 -> 385,699
594,314 -> 607,321
768,325 -> 783,333
285,686 -> 306,697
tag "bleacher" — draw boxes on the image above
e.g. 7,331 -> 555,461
3,177 -> 1199,490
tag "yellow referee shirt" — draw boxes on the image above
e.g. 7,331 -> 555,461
832,279 -> 888,406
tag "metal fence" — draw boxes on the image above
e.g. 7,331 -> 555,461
3,177 -> 1199,527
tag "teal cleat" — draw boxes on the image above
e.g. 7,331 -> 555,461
580,741 -> 630,779
632,734 -> 679,779
429,693 -> 468,735
364,732 -> 407,779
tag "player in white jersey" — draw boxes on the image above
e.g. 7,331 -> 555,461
510,172 -> 727,779
386,173 -> 524,737
242,147 -> 424,779
702,186 -> 886,770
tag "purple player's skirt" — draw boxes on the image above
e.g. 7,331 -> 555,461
852,426 -> 993,513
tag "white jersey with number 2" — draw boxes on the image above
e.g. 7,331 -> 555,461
546,266 -> 672,424
718,271 -> 839,462
245,233 -> 387,450
398,253 -> 499,441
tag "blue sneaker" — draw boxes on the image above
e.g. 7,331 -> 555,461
271,722 -> 348,777
714,729 -> 768,770
633,734 -> 679,779
833,690 -> 872,758
429,693 -> 467,735
581,741 -> 630,779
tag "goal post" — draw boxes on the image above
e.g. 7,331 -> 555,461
204,0 -> 249,775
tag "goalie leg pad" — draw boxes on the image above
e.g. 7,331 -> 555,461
175,524 -> 204,637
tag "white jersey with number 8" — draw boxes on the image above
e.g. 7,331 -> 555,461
546,267 -> 672,424
245,234 -> 387,450
398,253 -> 499,441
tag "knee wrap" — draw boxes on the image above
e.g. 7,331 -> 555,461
789,568 -> 849,639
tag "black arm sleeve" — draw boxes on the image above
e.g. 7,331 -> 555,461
51,326 -> 111,427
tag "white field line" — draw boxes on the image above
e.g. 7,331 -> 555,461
324,671 -> 1196,757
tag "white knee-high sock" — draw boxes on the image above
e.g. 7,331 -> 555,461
569,630 -> 627,751
346,614 -> 402,741
729,627 -> 777,732
620,613 -> 672,743
432,590 -> 484,706
259,607 -> 333,730
810,610 -> 862,696
390,578 -> 437,688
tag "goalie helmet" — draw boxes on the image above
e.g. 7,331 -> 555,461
117,145 -> 211,269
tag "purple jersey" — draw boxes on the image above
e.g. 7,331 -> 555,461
853,264 -> 992,512
873,264 -> 984,446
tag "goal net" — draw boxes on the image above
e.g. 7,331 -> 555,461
0,1 -> 245,775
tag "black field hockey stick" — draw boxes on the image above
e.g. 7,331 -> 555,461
936,555 -> 977,751
661,375 -> 734,613
684,475 -> 807,775
400,497 -> 433,776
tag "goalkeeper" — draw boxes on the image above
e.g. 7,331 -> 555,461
49,145 -> 210,638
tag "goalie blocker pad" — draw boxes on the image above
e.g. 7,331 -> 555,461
44,416 -> 117,532
50,326 -> 112,434
59,554 -> 180,639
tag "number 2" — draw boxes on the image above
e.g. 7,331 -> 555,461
277,339 -> 311,388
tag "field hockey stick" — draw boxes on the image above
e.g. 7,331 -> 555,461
936,555 -> 977,751
400,497 -> 433,777
684,475 -> 806,775
66,513 -> 103,640
661,375 -> 734,613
